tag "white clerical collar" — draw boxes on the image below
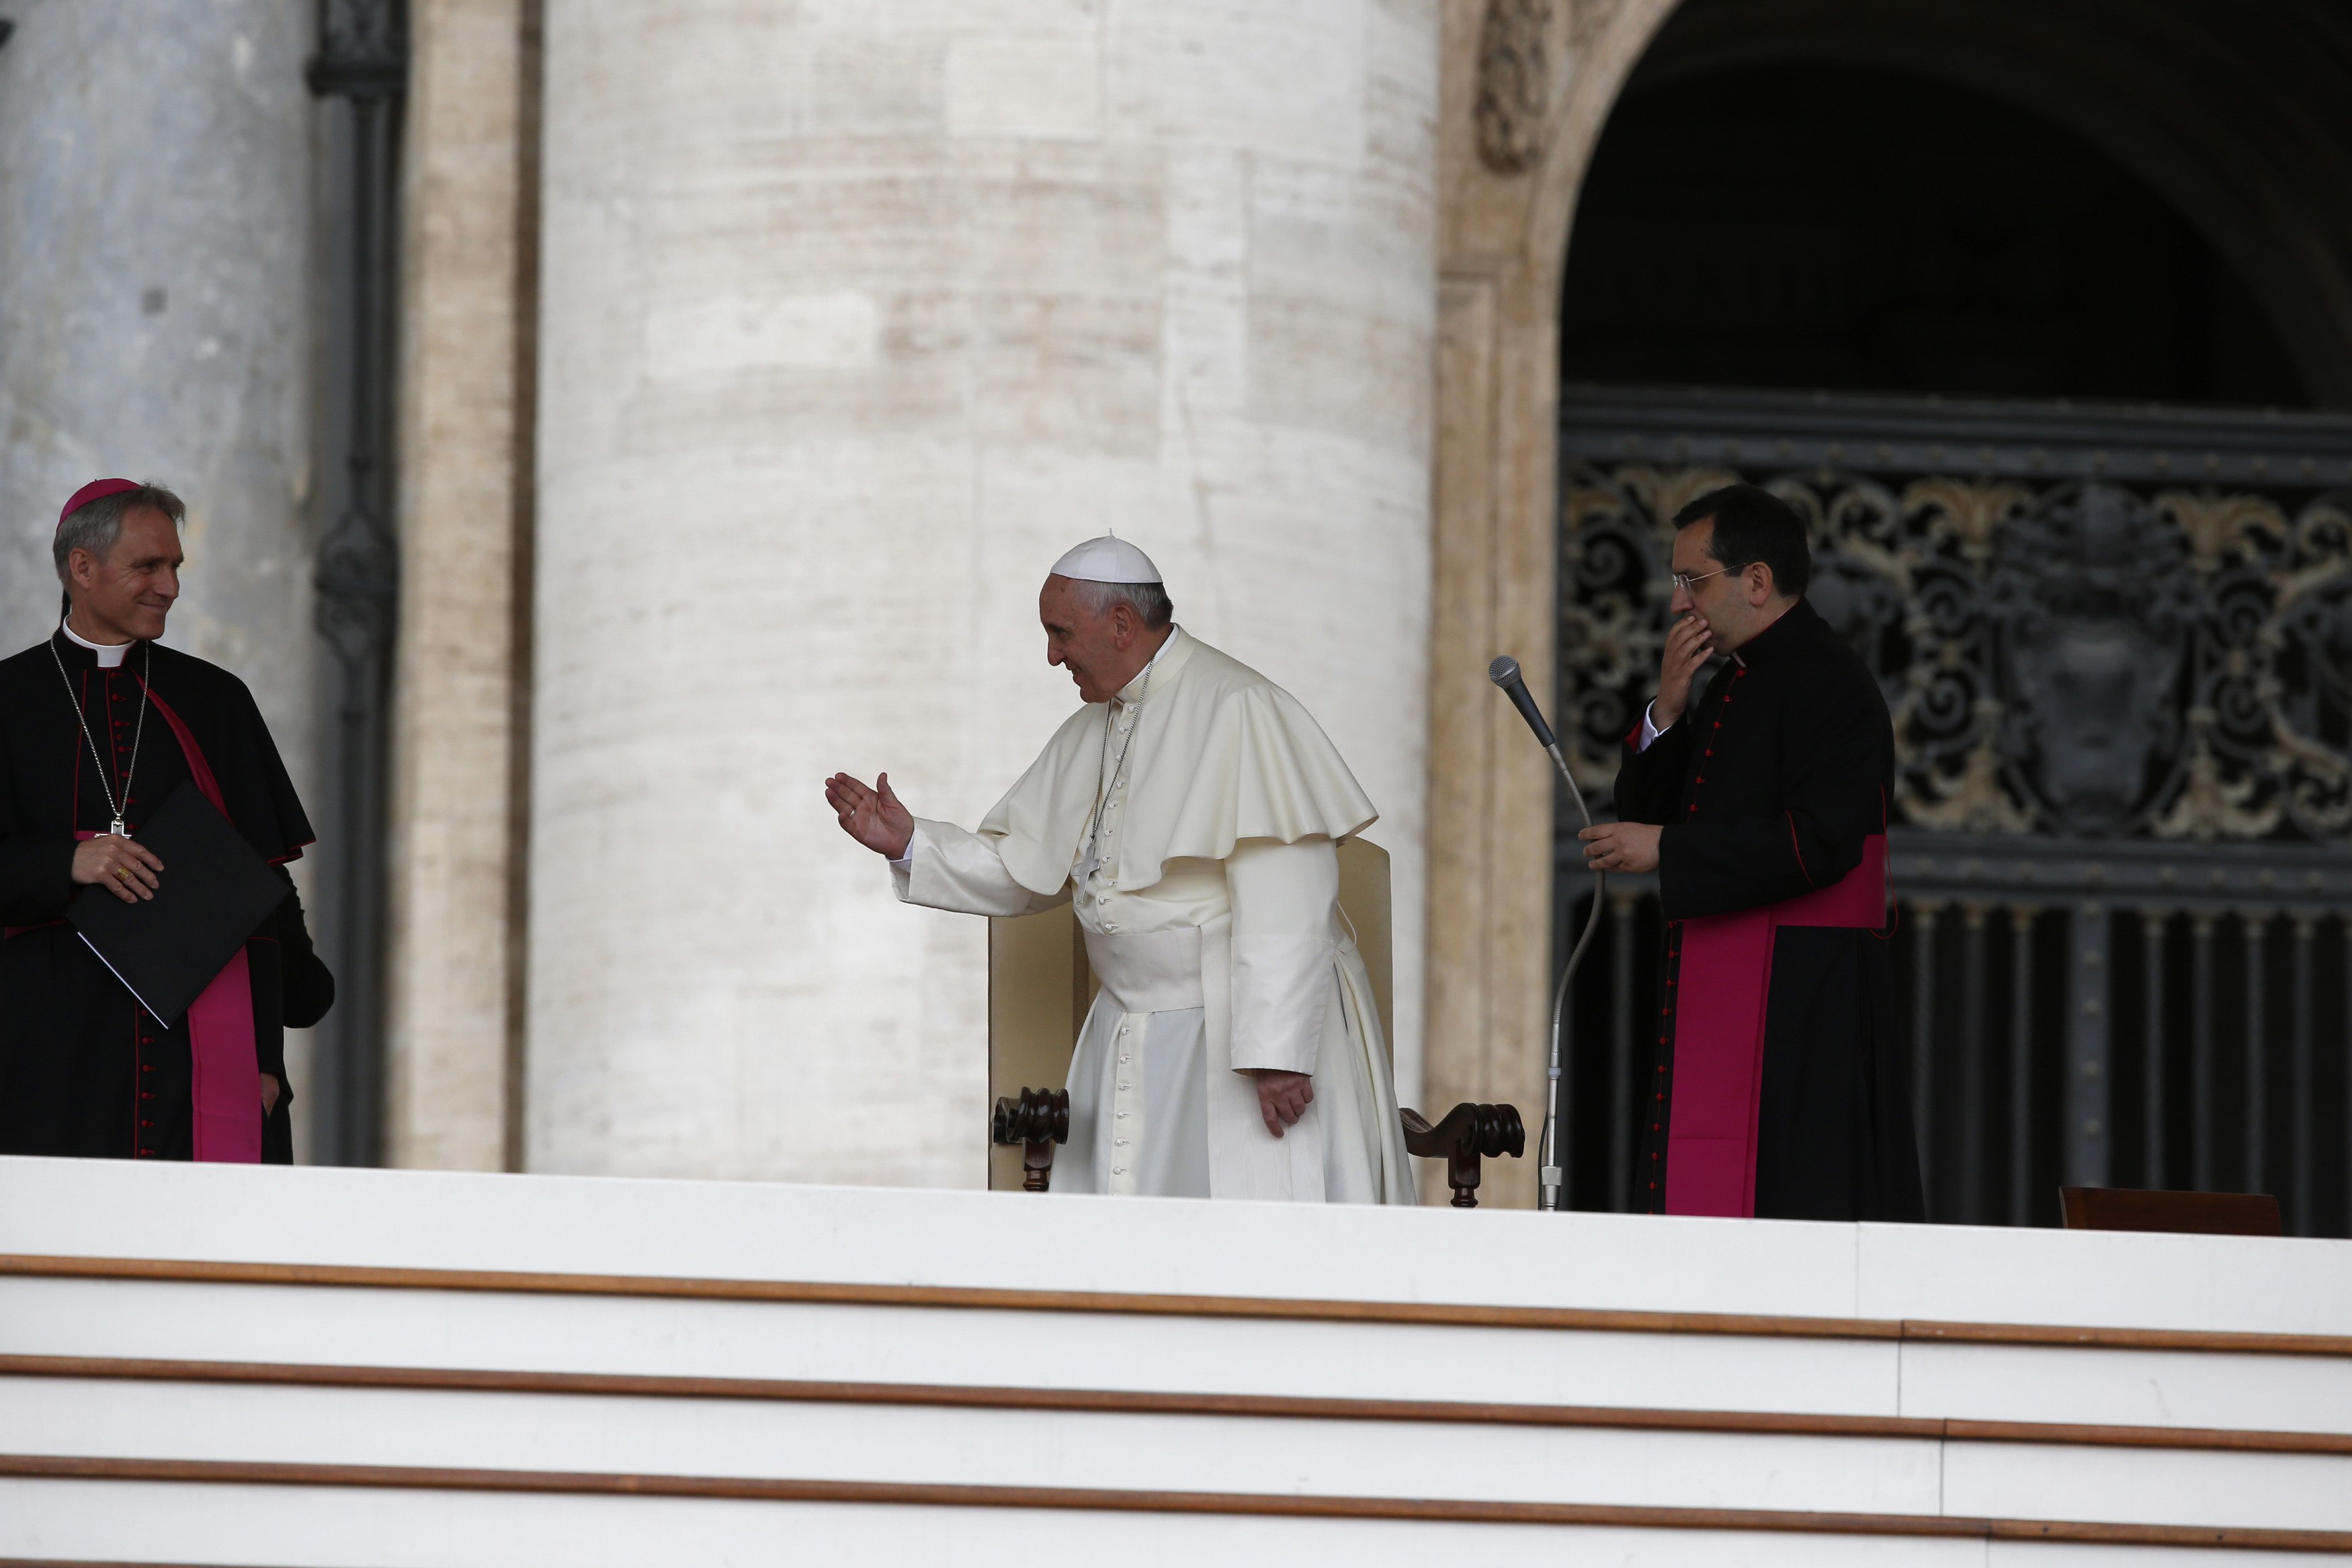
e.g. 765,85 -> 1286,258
1114,625 -> 1185,706
60,619 -> 133,668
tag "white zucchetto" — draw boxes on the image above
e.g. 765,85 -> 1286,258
1049,533 -> 1162,584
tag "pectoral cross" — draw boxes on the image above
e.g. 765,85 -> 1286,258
110,816 -> 127,838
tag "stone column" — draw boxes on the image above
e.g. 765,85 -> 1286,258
531,0 -> 1440,1182
380,0 -> 537,1171
0,1 -> 323,1141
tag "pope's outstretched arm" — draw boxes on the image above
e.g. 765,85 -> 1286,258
825,771 -> 1066,918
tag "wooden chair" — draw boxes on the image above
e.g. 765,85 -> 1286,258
991,1087 -> 1069,1193
1399,1101 -> 1523,1207
2058,1186 -> 2282,1236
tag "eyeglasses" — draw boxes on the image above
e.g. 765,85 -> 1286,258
1670,564 -> 1736,595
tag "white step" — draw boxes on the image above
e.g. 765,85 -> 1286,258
1,1156 -> 2347,1565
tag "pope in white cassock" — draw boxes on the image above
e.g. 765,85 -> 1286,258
825,538 -> 1415,1204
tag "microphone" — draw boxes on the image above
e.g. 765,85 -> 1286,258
1488,653 -> 1604,1213
1487,656 -> 1556,749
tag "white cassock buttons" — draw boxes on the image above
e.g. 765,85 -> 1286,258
1107,1009 -> 1146,1196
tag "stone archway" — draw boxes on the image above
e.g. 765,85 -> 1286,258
1423,0 -> 2352,1205
1424,0 -> 1681,1202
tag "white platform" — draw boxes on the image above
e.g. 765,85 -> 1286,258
2,1156 -> 2349,1565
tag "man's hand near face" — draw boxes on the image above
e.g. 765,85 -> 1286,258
1653,611 -> 1714,730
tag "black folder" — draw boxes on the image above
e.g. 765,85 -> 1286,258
67,779 -> 290,1025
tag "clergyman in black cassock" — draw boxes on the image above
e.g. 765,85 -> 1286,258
1606,487 -> 1924,1222
0,480 -> 332,1164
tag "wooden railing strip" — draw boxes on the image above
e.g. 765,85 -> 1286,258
0,1253 -> 1894,1337
5,1354 -> 2347,1456
4,1454 -> 2347,1553
5,1254 -> 2349,1358
1902,1318 -> 2352,1357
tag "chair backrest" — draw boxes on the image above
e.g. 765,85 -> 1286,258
985,837 -> 1392,1191
2058,1186 -> 2283,1236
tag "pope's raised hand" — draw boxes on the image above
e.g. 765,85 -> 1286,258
825,771 -> 915,859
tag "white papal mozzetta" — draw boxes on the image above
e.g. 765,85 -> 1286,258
888,540 -> 1413,1204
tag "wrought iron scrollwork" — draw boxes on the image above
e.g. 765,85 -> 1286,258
1560,462 -> 2352,844
1556,392 -> 2352,1233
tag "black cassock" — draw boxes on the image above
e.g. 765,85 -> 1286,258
1614,598 -> 1923,1221
0,631 -> 333,1162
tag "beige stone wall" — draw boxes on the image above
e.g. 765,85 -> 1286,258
384,0 -> 538,1172
1423,0 -> 1674,1202
526,1 -> 1441,1183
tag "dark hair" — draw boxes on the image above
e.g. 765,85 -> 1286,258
1671,483 -> 1810,597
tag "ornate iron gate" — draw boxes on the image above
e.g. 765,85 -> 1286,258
1556,384 -> 2352,1235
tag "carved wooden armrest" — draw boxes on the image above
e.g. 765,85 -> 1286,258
1400,1102 -> 1525,1208
993,1087 -> 1071,1192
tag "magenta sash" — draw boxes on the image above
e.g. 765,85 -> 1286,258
135,682 -> 265,1164
1664,834 -> 1887,1217
186,951 -> 263,1162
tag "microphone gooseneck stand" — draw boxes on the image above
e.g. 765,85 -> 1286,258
1488,656 -> 1607,1212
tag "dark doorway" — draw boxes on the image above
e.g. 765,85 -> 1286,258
1561,63 -> 2309,408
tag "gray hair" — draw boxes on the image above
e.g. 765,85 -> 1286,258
54,482 -> 186,588
1065,577 -> 1174,629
